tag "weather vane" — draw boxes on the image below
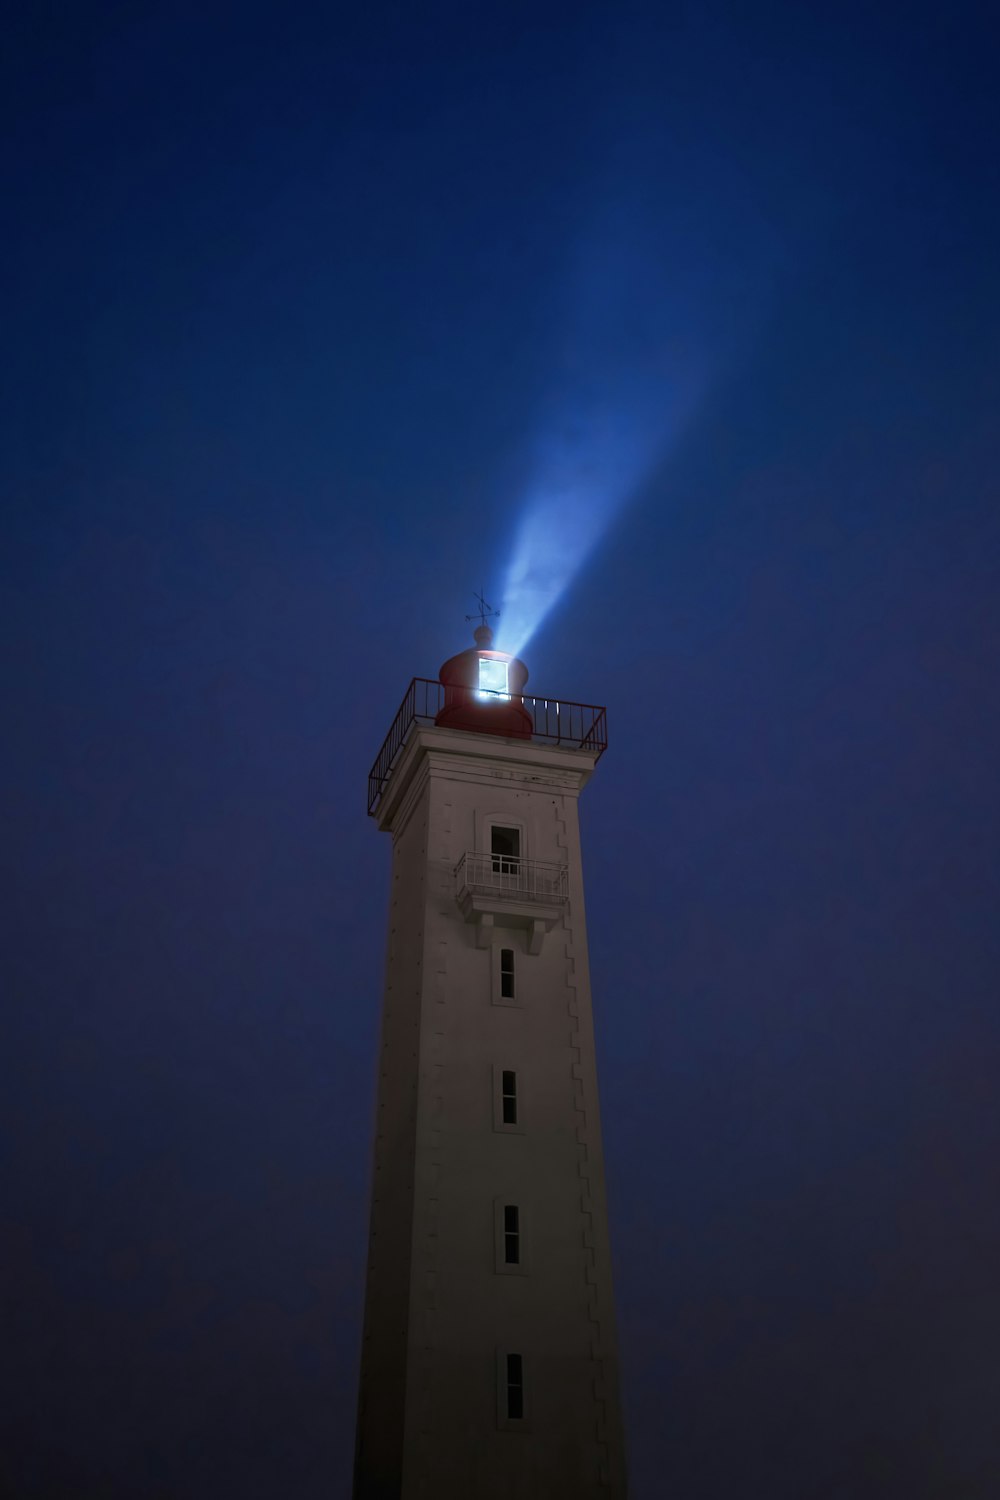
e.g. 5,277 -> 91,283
466,588 -> 499,629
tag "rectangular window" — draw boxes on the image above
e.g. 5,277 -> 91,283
478,657 -> 509,699
501,1069 -> 517,1125
494,1198 -> 528,1273
492,1064 -> 524,1132
506,1353 -> 524,1420
492,944 -> 522,1009
504,1204 -> 520,1264
491,825 -> 520,875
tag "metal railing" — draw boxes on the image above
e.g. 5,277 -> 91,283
367,678 -> 608,815
455,851 -> 569,905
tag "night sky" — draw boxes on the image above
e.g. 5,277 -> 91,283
4,3 -> 1000,1496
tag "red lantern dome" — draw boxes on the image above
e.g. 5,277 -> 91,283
435,624 -> 533,739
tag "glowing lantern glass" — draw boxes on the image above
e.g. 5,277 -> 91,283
478,657 -> 509,699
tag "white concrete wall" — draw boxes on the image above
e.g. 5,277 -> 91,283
355,727 -> 627,1500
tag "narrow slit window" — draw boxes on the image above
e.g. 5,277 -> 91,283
501,1069 -> 517,1125
500,948 -> 515,999
491,825 -> 520,876
503,1204 -> 520,1264
506,1353 -> 524,1420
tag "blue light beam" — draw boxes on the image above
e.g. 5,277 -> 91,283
494,205 -> 708,660
496,404 -> 670,660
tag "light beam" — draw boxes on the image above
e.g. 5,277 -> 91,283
495,409 -> 666,659
494,209 -> 705,659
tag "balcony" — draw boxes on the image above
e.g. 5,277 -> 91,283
455,851 -> 569,953
368,677 -> 607,815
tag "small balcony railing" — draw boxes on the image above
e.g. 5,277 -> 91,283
368,678 -> 607,815
455,852 -> 569,906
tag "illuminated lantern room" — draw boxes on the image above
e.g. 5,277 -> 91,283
365,603 -> 608,819
435,623 -> 533,739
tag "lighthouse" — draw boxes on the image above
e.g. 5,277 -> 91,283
354,616 -> 627,1499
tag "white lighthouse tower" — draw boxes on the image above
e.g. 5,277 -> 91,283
354,617 -> 627,1499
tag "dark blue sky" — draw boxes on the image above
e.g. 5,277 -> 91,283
4,3 -> 999,1496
